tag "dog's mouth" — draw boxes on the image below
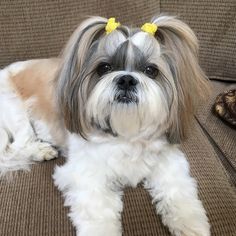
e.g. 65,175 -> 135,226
115,91 -> 138,104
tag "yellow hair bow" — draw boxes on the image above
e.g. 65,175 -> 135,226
105,17 -> 121,34
141,23 -> 158,35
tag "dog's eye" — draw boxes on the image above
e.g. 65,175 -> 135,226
96,63 -> 113,76
143,65 -> 159,78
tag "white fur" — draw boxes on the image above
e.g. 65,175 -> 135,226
53,134 -> 210,236
86,70 -> 169,139
0,62 -> 58,178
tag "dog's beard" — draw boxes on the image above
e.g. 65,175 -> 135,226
86,72 -> 169,138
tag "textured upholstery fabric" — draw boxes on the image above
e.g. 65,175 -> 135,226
0,0 -> 160,68
0,1 -> 236,236
0,159 -> 75,236
160,0 -> 236,81
181,118 -> 236,236
196,80 -> 236,185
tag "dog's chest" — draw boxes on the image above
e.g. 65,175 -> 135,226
107,144 -> 158,186
69,135 -> 167,187
93,140 -> 162,187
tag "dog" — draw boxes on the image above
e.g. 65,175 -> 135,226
0,15 -> 210,236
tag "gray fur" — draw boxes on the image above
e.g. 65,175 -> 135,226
55,15 -> 209,143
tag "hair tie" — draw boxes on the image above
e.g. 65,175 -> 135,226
141,23 -> 158,35
105,18 -> 120,34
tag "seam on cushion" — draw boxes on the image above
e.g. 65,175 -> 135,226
159,1 -> 163,14
209,77 -> 236,83
195,117 -> 236,188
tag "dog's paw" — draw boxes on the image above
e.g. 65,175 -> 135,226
171,216 -> 210,236
177,227 -> 210,236
32,142 -> 58,161
78,223 -> 122,236
159,197 -> 210,236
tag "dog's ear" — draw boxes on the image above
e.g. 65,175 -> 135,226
151,15 -> 210,143
55,16 -> 107,138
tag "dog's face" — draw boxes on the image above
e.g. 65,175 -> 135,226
85,30 -> 170,139
56,16 -> 209,142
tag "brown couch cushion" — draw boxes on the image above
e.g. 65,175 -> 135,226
0,0 -> 160,69
160,0 -> 236,81
181,119 -> 236,236
196,80 -> 236,185
0,159 -> 75,236
1,116 -> 236,236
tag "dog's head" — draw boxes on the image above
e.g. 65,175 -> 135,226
56,15 -> 209,143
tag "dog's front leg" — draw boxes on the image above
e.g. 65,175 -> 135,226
53,162 -> 123,236
145,147 -> 210,236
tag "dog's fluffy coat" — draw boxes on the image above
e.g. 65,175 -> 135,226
0,15 -> 210,236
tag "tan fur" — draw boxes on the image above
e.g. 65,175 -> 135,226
9,58 -> 61,122
8,58 -> 67,147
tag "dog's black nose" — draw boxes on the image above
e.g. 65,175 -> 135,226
117,75 -> 138,90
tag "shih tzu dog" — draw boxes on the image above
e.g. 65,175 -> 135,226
0,15 -> 210,236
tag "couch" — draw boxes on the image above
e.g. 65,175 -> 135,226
0,1 -> 235,235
